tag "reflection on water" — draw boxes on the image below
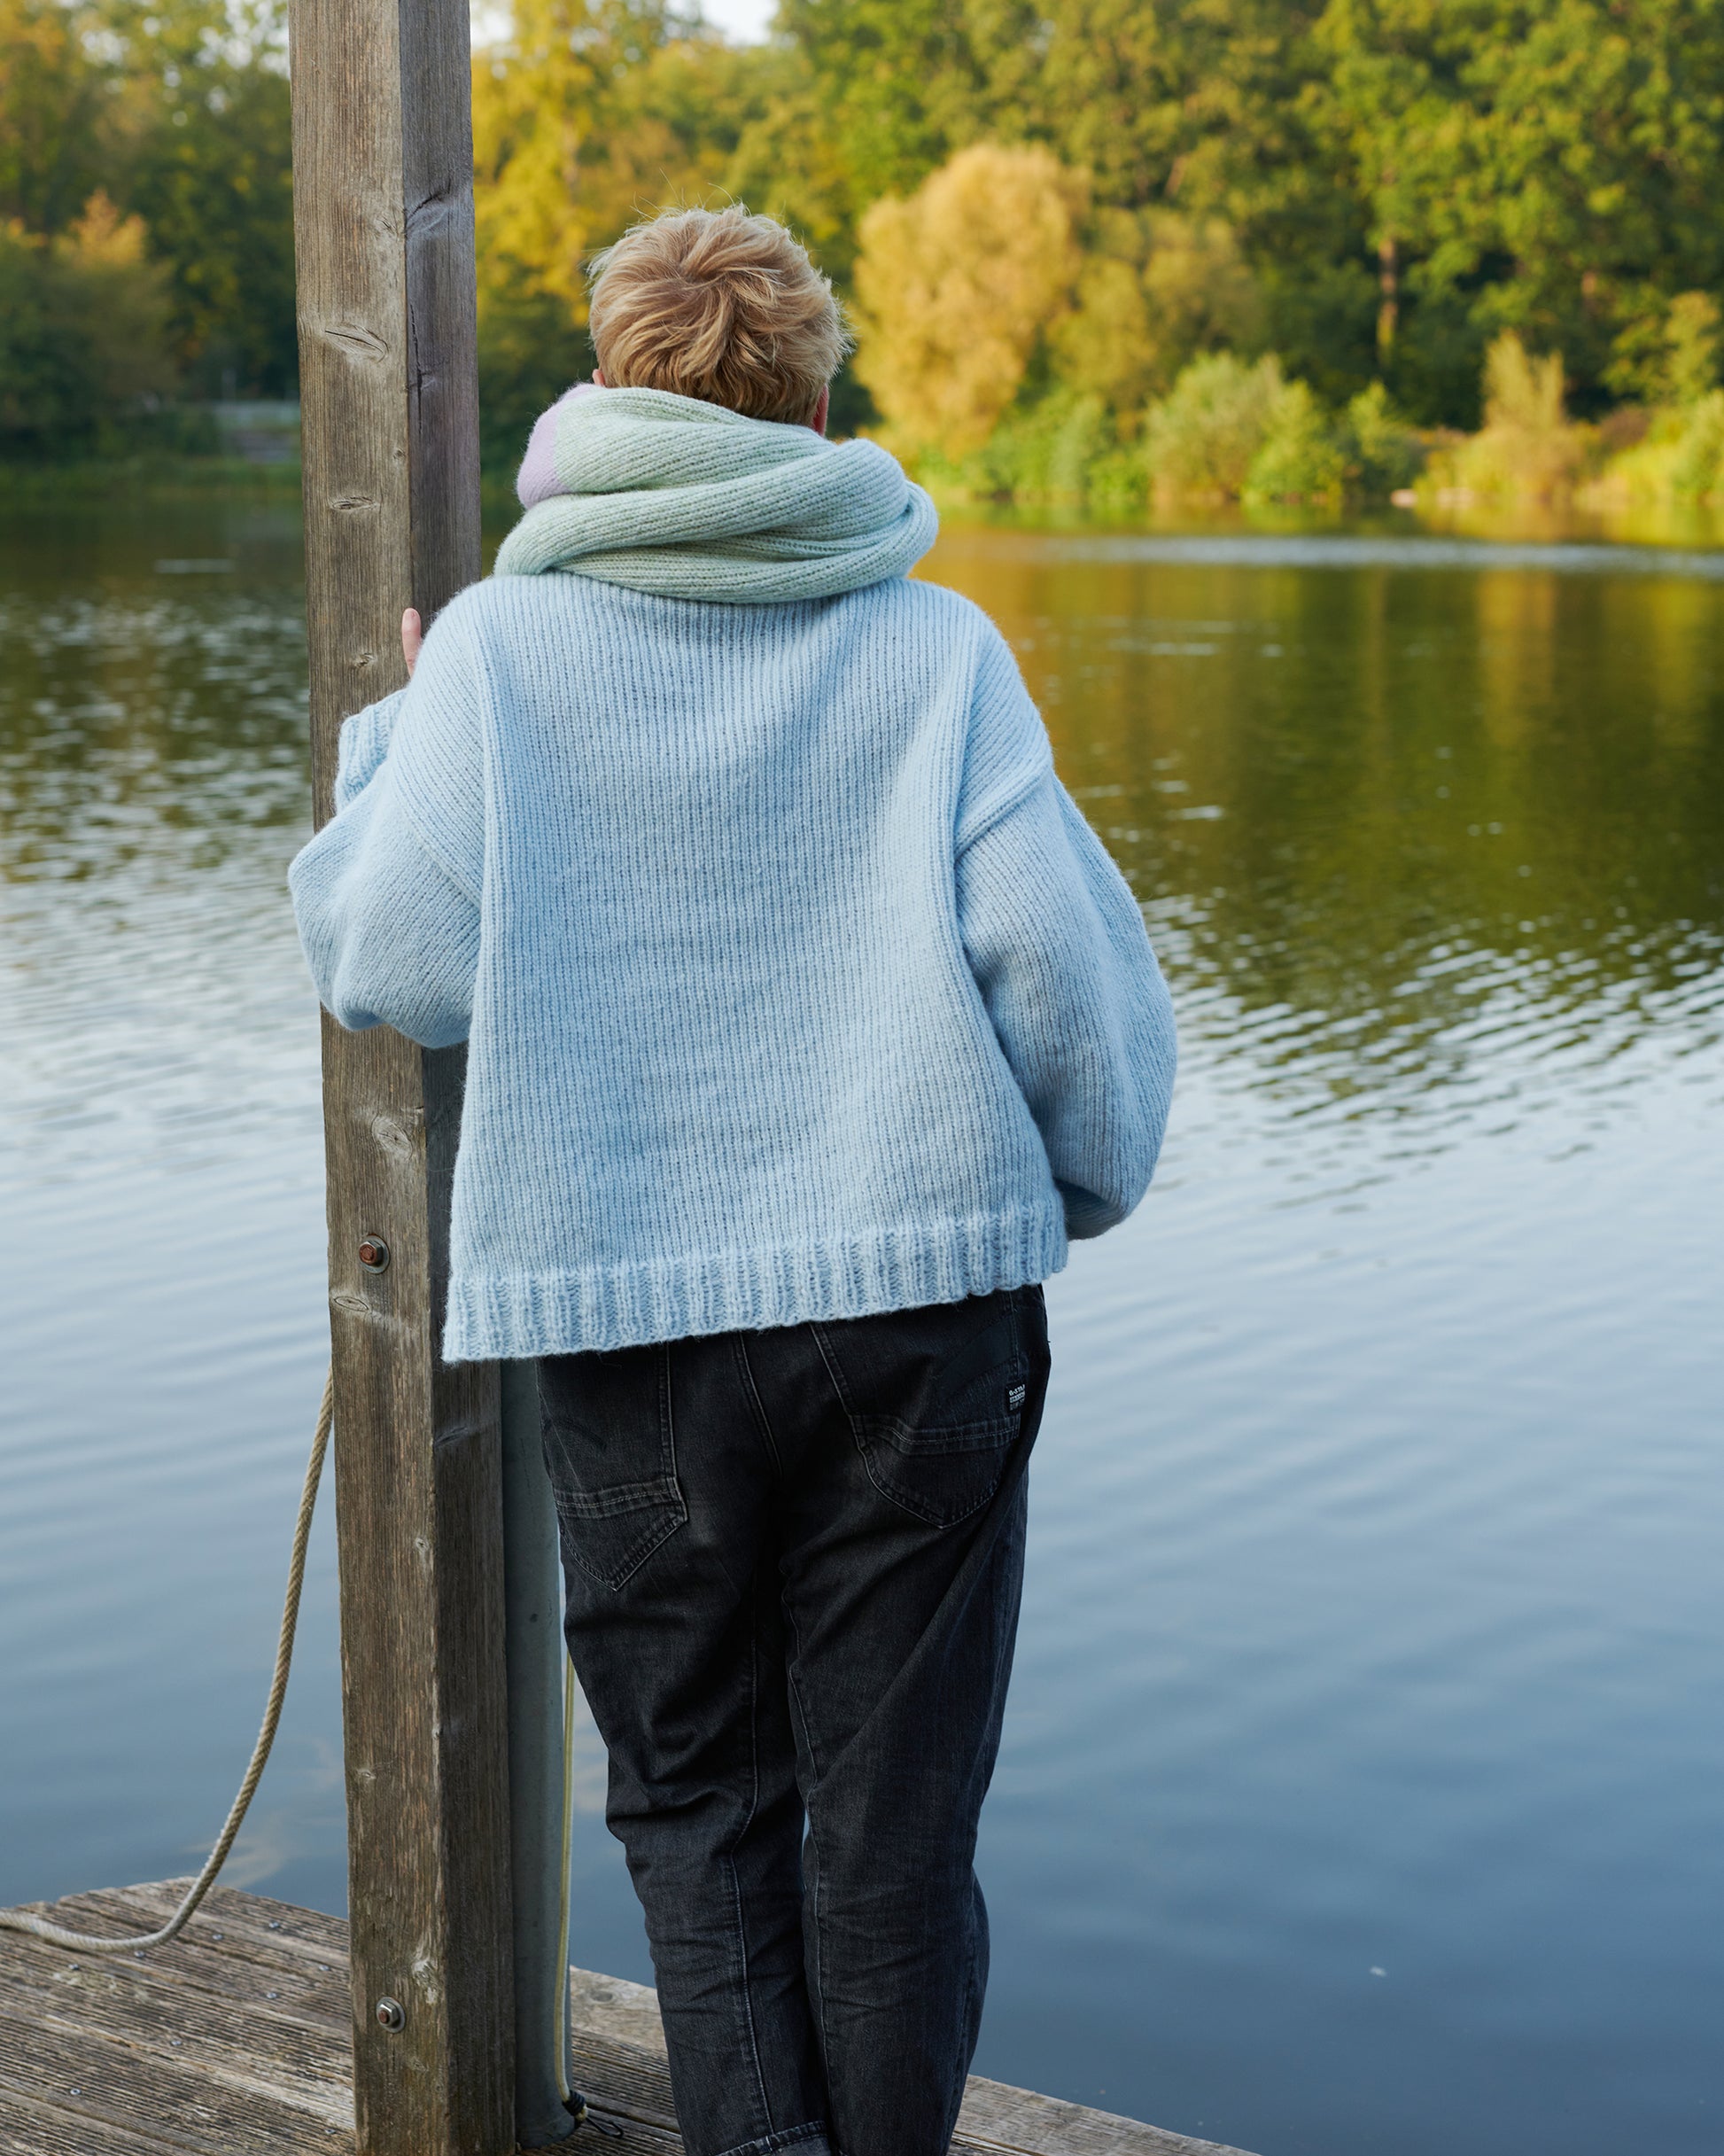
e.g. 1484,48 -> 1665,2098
1,504 -> 314,1185
936,531 -> 1724,1157
2,505 -> 1720,2156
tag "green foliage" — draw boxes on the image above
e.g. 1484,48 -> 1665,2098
0,0 -> 296,451
851,143 -> 1084,459
0,196 -> 182,455
918,387 -> 1127,504
1144,353 -> 1288,497
9,0 -> 1724,468
477,277 -> 594,477
1134,359 -> 1422,504
0,0 -> 117,234
1340,380 -> 1424,494
1051,208 -> 1265,418
1661,293 -> 1722,409
1435,331 -> 1591,500
1583,291 -> 1724,502
1663,392 -> 1724,497
1244,379 -> 1349,502
127,20 -> 296,396
780,0 -> 1724,434
920,346 -> 1427,508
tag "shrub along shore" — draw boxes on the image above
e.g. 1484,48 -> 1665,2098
15,312 -> 1724,530
901,322 -> 1724,517
850,145 -> 1724,519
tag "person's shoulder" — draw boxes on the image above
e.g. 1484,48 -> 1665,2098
839,574 -> 1010,651
427,572 -> 628,683
434,572 -> 598,638
862,575 -> 989,625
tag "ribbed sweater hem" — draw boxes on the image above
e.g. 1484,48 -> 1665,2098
442,1205 -> 1068,1361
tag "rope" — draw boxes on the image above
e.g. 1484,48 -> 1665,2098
0,1367 -> 334,1955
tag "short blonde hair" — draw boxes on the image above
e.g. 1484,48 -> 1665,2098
587,206 -> 851,426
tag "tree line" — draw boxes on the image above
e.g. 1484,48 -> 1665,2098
6,0 -> 1724,484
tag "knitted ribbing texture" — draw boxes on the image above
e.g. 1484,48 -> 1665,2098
290,423 -> 1175,1361
492,386 -> 938,603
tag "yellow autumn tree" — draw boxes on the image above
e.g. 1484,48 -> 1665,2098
471,0 -> 651,318
468,3 -> 779,462
470,4 -> 805,319
852,144 -> 1085,461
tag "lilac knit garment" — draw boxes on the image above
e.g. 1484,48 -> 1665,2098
516,382 -> 600,507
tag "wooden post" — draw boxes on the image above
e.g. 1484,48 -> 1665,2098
287,2 -> 514,2152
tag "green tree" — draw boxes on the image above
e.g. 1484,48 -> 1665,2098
1052,208 -> 1265,421
0,191 -> 178,453
124,3 -> 297,394
0,0 -> 123,233
1309,0 -> 1724,420
773,0 -> 991,214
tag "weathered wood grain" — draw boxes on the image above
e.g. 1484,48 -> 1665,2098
565,1968 -> 669,2059
555,2019 -> 1262,2156
8,1890 -> 350,2026
0,1887 -> 1260,2156
565,2028 -> 677,2131
0,2014 -> 339,2154
562,1962 -> 1260,2156
0,1935 -> 350,2113
285,0 -> 506,2143
0,2083 -> 219,2156
105,1882 -> 353,1973
520,2113 -> 680,2156
958,2076 -> 1257,2156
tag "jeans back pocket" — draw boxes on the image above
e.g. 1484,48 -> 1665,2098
537,1344 -> 688,1592
814,1289 -> 1039,1529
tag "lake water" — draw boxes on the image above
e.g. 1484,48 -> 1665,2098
2,496 -> 1720,2156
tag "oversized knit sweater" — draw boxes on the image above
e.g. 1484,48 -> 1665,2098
289,392 -> 1176,1361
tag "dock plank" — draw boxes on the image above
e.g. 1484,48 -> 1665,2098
0,2082 -> 230,2156
0,2012 -> 343,2153
113,1882 -> 351,1965
2,1891 -> 348,2032
0,1884 -> 1257,2156
958,2076 -> 1254,2156
0,1936 -> 351,2117
563,1966 -> 1254,2156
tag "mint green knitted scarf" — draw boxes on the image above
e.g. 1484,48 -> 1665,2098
492,386 -> 938,603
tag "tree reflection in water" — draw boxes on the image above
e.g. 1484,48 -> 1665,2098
928,526 -> 1724,1180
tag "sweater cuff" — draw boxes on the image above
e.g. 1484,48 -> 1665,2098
334,689 -> 408,810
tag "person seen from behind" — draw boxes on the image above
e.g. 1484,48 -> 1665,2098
290,204 -> 1176,2156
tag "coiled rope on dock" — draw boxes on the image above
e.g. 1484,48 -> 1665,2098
0,1369 -> 334,1954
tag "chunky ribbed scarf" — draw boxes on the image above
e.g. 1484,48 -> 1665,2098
494,384 -> 938,603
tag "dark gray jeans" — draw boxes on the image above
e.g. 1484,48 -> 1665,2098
538,1284 -> 1049,2156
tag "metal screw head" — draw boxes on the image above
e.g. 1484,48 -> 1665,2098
358,1234 -> 390,1272
375,1996 -> 406,2032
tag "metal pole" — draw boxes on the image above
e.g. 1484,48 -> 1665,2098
501,1361 -> 578,2145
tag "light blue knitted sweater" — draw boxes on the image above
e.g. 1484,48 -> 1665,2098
290,393 -> 1175,1360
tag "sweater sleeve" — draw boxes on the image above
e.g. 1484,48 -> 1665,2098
287,612 -> 485,1050
956,765 -> 1177,1241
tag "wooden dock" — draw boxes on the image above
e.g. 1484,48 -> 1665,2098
0,1880 -> 1256,2156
